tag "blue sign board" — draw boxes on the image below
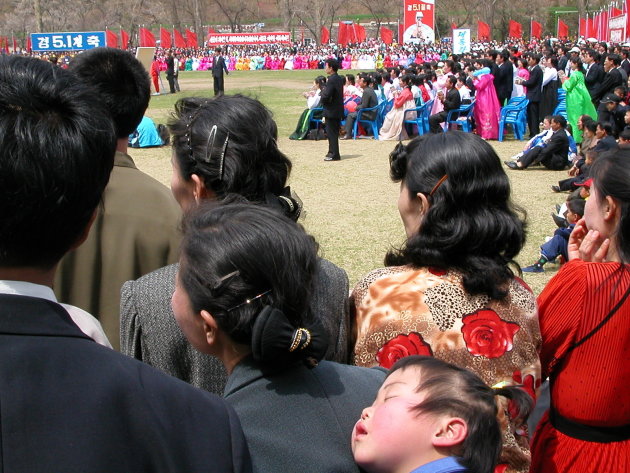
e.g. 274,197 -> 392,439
31,31 -> 106,52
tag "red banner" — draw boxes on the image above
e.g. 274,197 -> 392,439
206,32 -> 291,45
355,24 -> 366,42
338,23 -> 349,46
381,27 -> 393,44
321,26 -> 330,44
185,29 -> 197,47
12,36 -> 17,51
557,19 -> 569,39
531,20 -> 542,39
121,29 -> 129,49
586,17 -> 595,38
174,29 -> 186,48
403,0 -> 435,43
160,28 -> 171,49
478,20 -> 490,40
106,29 -> 118,48
508,20 -> 522,38
139,27 -> 156,47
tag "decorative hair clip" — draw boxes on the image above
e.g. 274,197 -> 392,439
226,289 -> 272,312
289,328 -> 312,352
429,174 -> 448,196
204,125 -> 230,181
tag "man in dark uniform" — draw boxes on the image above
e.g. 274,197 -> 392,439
166,50 -> 176,94
518,54 -> 543,138
321,58 -> 344,161
211,47 -> 229,96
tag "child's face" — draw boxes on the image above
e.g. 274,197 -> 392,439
580,186 -> 590,199
352,367 -> 441,473
565,206 -> 580,224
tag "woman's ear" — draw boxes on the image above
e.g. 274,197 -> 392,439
417,192 -> 430,218
200,310 -> 219,346
432,417 -> 468,449
190,174 -> 214,203
603,195 -> 620,222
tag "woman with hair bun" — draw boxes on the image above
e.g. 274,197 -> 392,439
121,95 -> 351,395
350,131 -> 541,473
173,202 -> 385,473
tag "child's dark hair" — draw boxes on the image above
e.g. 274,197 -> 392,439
388,356 -> 532,473
567,197 -> 585,217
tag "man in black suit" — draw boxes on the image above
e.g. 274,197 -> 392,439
166,50 -> 176,93
342,73 -> 378,139
428,75 -> 461,133
592,54 -> 623,117
506,115 -> 569,170
211,47 -> 229,96
518,53 -> 543,138
321,58 -> 344,161
583,49 -> 604,101
0,55 -> 251,473
495,49 -> 514,106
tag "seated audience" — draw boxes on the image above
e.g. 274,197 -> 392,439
0,54 -> 250,473
506,115 -> 570,170
351,131 -> 540,473
379,74 -> 416,140
289,76 -> 326,140
428,76 -> 460,133
174,202 -> 385,473
129,115 -> 168,148
343,73 -> 378,139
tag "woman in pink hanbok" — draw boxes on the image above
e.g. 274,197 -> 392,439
472,63 -> 501,140
228,56 -> 236,71
342,53 -> 352,70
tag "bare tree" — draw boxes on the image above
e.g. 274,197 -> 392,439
293,0 -> 341,43
357,0 -> 398,36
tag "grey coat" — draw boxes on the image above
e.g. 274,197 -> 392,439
120,259 -> 350,394
225,357 -> 385,473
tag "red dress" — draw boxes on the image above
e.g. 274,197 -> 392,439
530,260 -> 630,472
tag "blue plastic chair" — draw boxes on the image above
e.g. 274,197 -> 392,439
444,100 -> 475,132
403,101 -> 431,136
307,107 -> 324,139
420,99 -> 434,134
498,98 -> 529,141
352,101 -> 385,139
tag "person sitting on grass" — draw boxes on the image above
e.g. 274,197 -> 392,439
508,115 -> 554,161
523,197 -> 585,273
351,356 -> 532,473
505,115 -> 570,170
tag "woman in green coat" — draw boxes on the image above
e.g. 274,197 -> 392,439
561,57 -> 597,143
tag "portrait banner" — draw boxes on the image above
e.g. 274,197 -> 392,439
206,32 -> 291,46
609,14 -> 626,43
403,0 -> 435,44
452,29 -> 471,54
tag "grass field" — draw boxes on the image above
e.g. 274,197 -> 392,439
131,69 -> 570,295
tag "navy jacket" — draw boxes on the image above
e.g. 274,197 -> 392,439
321,72 -> 344,120
0,294 -> 251,473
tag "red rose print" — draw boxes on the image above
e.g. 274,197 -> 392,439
376,332 -> 433,369
461,309 -> 520,359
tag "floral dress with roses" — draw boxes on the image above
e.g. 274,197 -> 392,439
351,265 -> 542,473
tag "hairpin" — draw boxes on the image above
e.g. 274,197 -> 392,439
226,289 -> 272,312
429,174 -> 448,196
204,125 -> 230,182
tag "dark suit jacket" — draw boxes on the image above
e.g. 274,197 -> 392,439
585,63 -> 605,98
495,61 -> 514,102
522,65 -> 543,103
356,86 -> 378,120
0,294 -> 251,473
539,129 -> 569,170
121,258 -> 351,394
592,67 -> 623,103
320,72 -> 344,120
212,55 -> 228,78
224,357 -> 385,473
443,87 -> 461,112
166,56 -> 175,76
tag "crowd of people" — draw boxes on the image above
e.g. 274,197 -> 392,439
0,38 -> 628,473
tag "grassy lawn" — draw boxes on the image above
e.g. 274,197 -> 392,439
133,69 -> 568,295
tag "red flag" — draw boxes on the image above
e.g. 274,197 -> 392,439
185,29 -> 197,48
4,37 -> 8,54
174,29 -> 186,48
451,22 -> 457,30
381,27 -> 393,45
321,26 -> 330,44
121,29 -> 129,49
26,35 -> 31,52
160,28 -> 172,49
106,29 -> 118,48
12,36 -> 17,52
586,17 -> 595,38
531,20 -> 542,39
139,27 -> 156,47
207,27 -> 218,34
579,18 -> 586,37
356,24 -> 366,42
349,23 -> 358,43
398,22 -> 404,43
508,20 -> 522,38
338,22 -> 348,46
557,20 -> 569,39
611,7 -> 622,17
478,21 -> 490,40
